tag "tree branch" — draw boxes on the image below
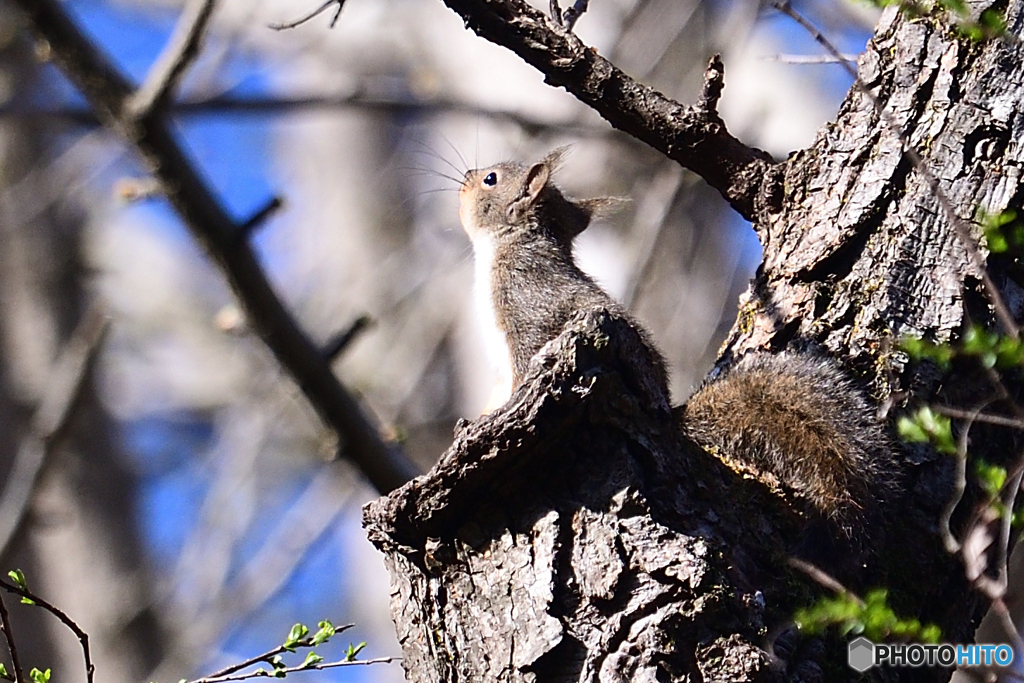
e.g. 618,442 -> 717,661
0,93 -> 617,139
13,0 -> 420,493
0,301 -> 108,560
0,577 -> 94,683
438,0 -> 775,220
125,0 -> 217,119
0,592 -> 24,683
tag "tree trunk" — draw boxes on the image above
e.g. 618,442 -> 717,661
364,3 -> 1024,682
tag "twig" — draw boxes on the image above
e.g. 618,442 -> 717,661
0,592 -> 24,683
323,315 -> 373,361
761,53 -> 859,65
938,402 -> 988,554
199,625 -> 354,680
786,557 -> 864,606
126,0 -> 218,119
771,0 -> 1019,339
0,579 -> 94,683
269,0 -> 347,31
14,0 -> 420,494
0,94 -> 613,139
934,405 -> 1024,431
438,0 -> 774,220
0,301 -> 110,559
191,656 -> 398,683
549,0 -> 562,26
988,596 -> 1024,657
697,55 -> 725,117
238,195 -> 284,240
561,0 -> 589,31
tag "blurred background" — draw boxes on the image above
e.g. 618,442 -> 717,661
0,0 -> 878,681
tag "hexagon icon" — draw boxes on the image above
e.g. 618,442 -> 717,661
848,637 -> 875,672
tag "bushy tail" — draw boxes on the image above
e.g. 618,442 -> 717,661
679,352 -> 895,528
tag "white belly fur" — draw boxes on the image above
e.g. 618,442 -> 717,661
471,233 -> 514,410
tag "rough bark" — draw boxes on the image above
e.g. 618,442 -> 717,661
366,311 -> 807,682
365,2 -> 1024,682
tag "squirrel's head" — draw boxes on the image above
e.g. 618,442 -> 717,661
459,148 -> 624,242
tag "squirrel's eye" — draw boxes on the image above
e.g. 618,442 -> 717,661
483,172 -> 498,187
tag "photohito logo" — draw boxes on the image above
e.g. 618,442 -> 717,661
848,637 -> 1014,671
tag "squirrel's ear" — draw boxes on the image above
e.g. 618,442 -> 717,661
507,162 -> 550,222
575,196 -> 630,220
541,146 -> 569,171
525,162 -> 550,202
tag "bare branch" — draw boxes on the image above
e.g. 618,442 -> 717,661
762,53 -> 859,65
324,315 -> 374,362
561,0 -> 589,32
787,558 -> 865,606
238,195 -> 284,239
934,404 -> 1024,431
126,0 -> 217,119
0,93 -> 615,139
988,597 -> 1024,657
12,0 -> 421,493
438,0 -> 775,220
0,592 -> 24,683
0,301 -> 109,559
269,0 -> 348,31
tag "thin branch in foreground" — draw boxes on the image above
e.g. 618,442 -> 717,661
199,625 -> 354,681
989,596 -> 1024,657
787,557 -> 865,606
190,656 -> 398,683
0,592 -> 25,683
771,0 -> 1020,339
0,578 -> 94,683
935,404 -> 1024,431
761,53 -> 859,65
126,0 -> 218,119
269,0 -> 347,31
938,402 -> 988,554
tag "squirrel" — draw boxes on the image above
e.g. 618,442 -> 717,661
458,148 -> 893,526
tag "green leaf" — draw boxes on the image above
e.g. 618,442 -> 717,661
28,668 -> 50,683
345,642 -> 366,662
310,620 -> 336,646
899,336 -> 954,368
795,588 -> 941,642
982,209 -> 1023,253
0,662 -> 9,680
6,569 -> 34,606
7,569 -> 26,590
980,8 -> 1006,33
301,653 -> 323,668
283,623 -> 308,651
897,406 -> 956,455
975,461 -> 1008,499
938,0 -> 968,16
